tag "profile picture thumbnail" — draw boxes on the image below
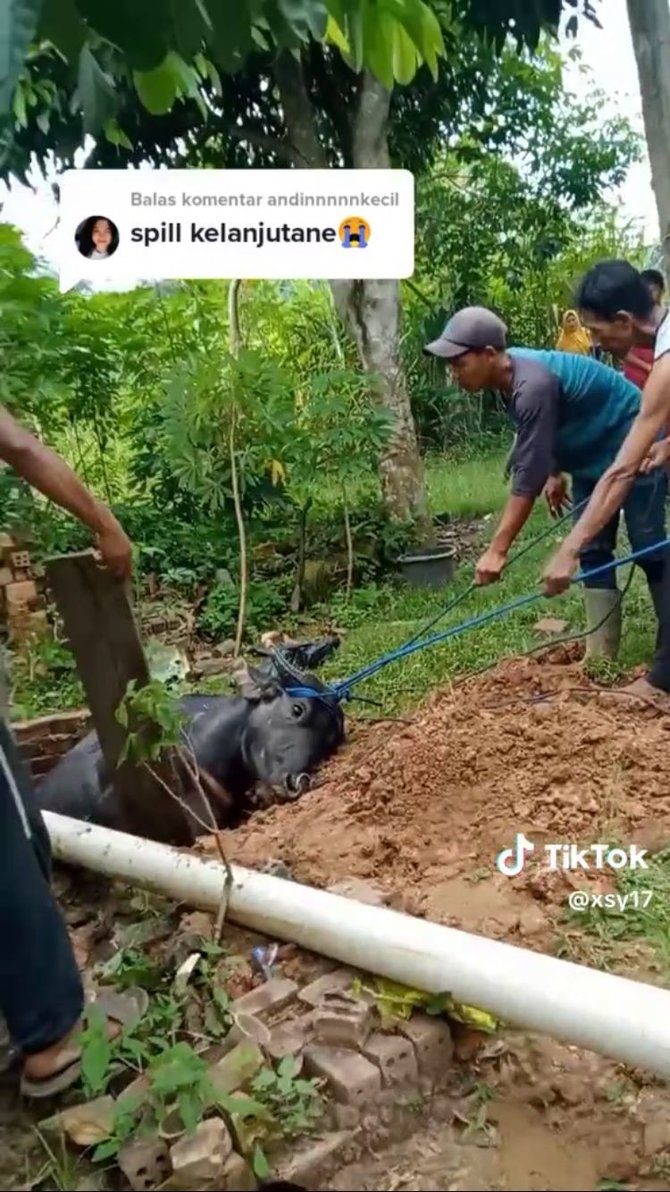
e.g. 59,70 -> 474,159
74,215 -> 119,261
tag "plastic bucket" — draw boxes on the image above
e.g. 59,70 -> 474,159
397,546 -> 457,589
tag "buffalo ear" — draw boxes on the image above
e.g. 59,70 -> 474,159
234,663 -> 281,701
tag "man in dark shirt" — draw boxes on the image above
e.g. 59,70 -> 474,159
424,306 -> 668,660
0,404 -> 142,1098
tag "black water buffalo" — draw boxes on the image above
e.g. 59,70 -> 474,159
35,668 -> 345,834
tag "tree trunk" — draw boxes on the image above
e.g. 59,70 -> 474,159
331,273 -> 432,536
627,0 -> 670,274
273,56 -> 433,542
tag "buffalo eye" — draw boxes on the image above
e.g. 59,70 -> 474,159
291,702 -> 306,720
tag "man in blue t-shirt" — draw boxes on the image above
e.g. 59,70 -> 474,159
423,305 -> 668,660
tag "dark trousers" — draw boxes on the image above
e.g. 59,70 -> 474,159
571,470 -> 668,591
648,549 -> 670,692
572,469 -> 670,691
0,718 -> 83,1055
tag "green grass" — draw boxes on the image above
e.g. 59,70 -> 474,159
556,846 -> 670,978
318,450 -> 657,718
11,446 -> 667,974
8,447 -> 659,727
426,449 -> 510,518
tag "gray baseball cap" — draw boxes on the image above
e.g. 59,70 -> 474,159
423,306 -> 507,359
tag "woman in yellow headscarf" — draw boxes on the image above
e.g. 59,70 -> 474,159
555,309 -> 593,355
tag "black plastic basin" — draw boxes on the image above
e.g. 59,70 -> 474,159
397,546 -> 457,589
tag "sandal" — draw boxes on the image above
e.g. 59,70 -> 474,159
20,986 -> 149,1100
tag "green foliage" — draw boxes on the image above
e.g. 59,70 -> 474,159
250,1055 -> 323,1139
0,21 -> 650,720
0,223 -> 67,425
0,0 -> 608,164
91,1040 -> 267,1163
8,633 -> 84,720
198,577 -> 291,641
76,935 -> 323,1173
80,1003 -> 116,1098
98,946 -> 164,992
293,367 -> 394,495
404,131 -> 643,448
115,678 -> 186,764
2,1 -> 605,186
560,846 -> 670,974
0,0 -> 450,151
160,345 -> 297,514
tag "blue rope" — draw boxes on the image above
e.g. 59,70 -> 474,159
397,495 -> 589,654
285,532 -> 670,705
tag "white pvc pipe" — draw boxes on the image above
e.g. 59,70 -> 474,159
45,811 -> 670,1078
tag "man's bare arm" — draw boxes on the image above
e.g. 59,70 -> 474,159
0,407 -> 132,579
490,494 -> 535,555
557,357 -> 670,559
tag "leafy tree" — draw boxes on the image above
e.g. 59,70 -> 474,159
0,0 -> 609,541
0,2 -> 605,129
626,0 -> 670,274
0,223 -> 66,428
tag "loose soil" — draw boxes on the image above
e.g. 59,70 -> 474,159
7,646 -> 670,1190
203,645 -> 670,1190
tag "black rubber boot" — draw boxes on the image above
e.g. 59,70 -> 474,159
647,573 -> 670,693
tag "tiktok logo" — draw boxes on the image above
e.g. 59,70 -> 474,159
496,832 -> 535,876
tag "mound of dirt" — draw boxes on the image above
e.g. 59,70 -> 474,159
206,648 -> 670,958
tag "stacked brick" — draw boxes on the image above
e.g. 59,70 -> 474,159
0,533 -> 48,642
14,709 -> 91,778
213,968 -> 454,1187
45,966 -> 456,1191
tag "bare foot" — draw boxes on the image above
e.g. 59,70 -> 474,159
599,676 -> 670,714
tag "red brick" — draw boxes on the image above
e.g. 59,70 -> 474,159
27,610 -> 49,635
398,1013 -> 454,1082
303,1044 -> 381,1105
362,1032 -> 419,1088
221,1011 -> 271,1053
5,579 -> 37,607
298,968 -> 355,1007
230,976 -> 297,1018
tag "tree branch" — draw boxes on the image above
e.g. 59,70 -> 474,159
306,42 -> 355,166
146,747 -> 233,940
217,119 -> 302,166
272,50 -> 326,168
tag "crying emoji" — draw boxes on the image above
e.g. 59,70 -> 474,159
338,217 -> 370,248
